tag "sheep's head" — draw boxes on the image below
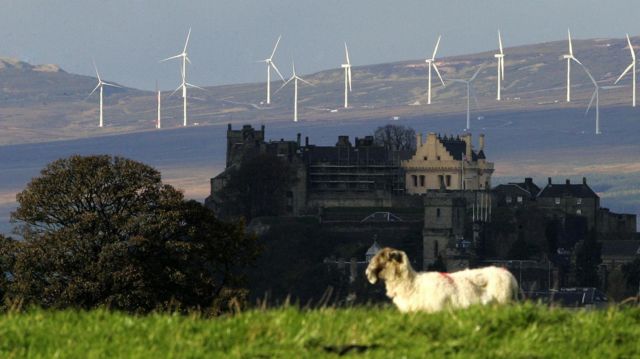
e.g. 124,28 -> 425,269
365,247 -> 410,284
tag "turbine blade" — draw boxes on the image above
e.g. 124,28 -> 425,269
432,35 -> 441,59
185,56 -> 191,65
87,83 -> 100,98
627,33 -> 636,60
171,83 -> 183,97
292,61 -> 296,77
298,76 -> 313,86
183,27 -> 191,53
92,59 -> 101,82
470,66 -> 483,81
432,64 -> 446,86
614,63 -> 634,84
345,42 -> 351,65
568,29 -> 573,56
579,62 -> 597,86
348,67 -> 352,92
270,35 -> 282,60
501,58 -> 505,80
274,78 -> 293,94
102,82 -> 122,88
585,89 -> 597,115
160,54 -> 182,62
271,62 -> 285,81
186,82 -> 206,91
498,30 -> 504,54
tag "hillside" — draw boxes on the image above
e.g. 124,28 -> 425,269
1,304 -> 639,357
0,36 -> 639,145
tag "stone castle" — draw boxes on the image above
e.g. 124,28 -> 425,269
207,124 -> 638,282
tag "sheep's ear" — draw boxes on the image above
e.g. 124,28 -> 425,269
389,251 -> 403,263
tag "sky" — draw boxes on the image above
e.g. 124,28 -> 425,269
1,0 -> 639,91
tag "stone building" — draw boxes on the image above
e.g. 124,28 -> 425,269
536,177 -> 600,230
403,133 -> 494,193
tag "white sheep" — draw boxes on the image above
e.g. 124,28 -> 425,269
365,247 -> 519,312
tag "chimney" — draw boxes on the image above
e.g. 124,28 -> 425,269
565,179 -> 570,185
548,177 -> 552,185
479,134 -> 485,151
463,133 -> 472,159
305,136 -> 309,146
416,133 -> 423,148
297,133 -> 301,146
261,124 -> 265,133
583,177 -> 587,185
525,177 -> 533,186
227,123 -> 232,131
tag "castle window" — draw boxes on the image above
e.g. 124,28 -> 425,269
436,208 -> 441,218
412,175 -> 418,187
577,198 -> 582,205
419,175 -> 425,187
446,175 -> 451,187
517,196 -> 523,203
576,209 -> 582,215
434,240 -> 439,257
423,156 -> 428,161
438,175 -> 444,187
555,197 -> 561,205
437,156 -> 441,161
506,196 -> 512,204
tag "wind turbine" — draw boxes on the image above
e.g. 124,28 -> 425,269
260,35 -> 285,105
563,29 -> 582,102
614,34 -> 637,107
156,81 -> 161,129
341,42 -> 353,108
449,66 -> 483,131
579,63 -> 601,135
88,61 -> 120,128
494,31 -> 505,100
275,62 -> 312,122
161,28 -> 204,127
425,35 -> 446,104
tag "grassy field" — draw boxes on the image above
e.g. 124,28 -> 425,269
1,304 -> 639,358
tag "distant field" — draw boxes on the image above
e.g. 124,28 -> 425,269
1,304 -> 639,358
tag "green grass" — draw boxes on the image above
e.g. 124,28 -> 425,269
1,303 -> 640,358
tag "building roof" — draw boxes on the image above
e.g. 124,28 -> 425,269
304,142 -> 413,165
538,179 -> 598,199
439,135 -> 478,161
493,183 -> 532,197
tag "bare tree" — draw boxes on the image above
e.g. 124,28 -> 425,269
373,124 -> 416,151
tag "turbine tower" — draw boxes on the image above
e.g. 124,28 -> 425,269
614,34 -> 637,107
161,28 -> 204,127
156,81 -> 162,129
563,29 -> 581,102
425,35 -> 446,104
580,63 -> 601,135
341,42 -> 353,108
88,61 -> 120,128
275,62 -> 312,122
449,66 -> 483,131
260,35 -> 285,105
494,31 -> 505,100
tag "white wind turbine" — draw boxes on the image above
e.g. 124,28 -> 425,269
161,28 -> 204,127
563,29 -> 582,102
88,61 -> 121,128
449,66 -> 483,131
614,34 -> 637,107
425,35 -> 446,104
275,62 -> 313,122
579,63 -> 601,135
341,42 -> 353,108
494,31 -> 505,100
260,35 -> 285,105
